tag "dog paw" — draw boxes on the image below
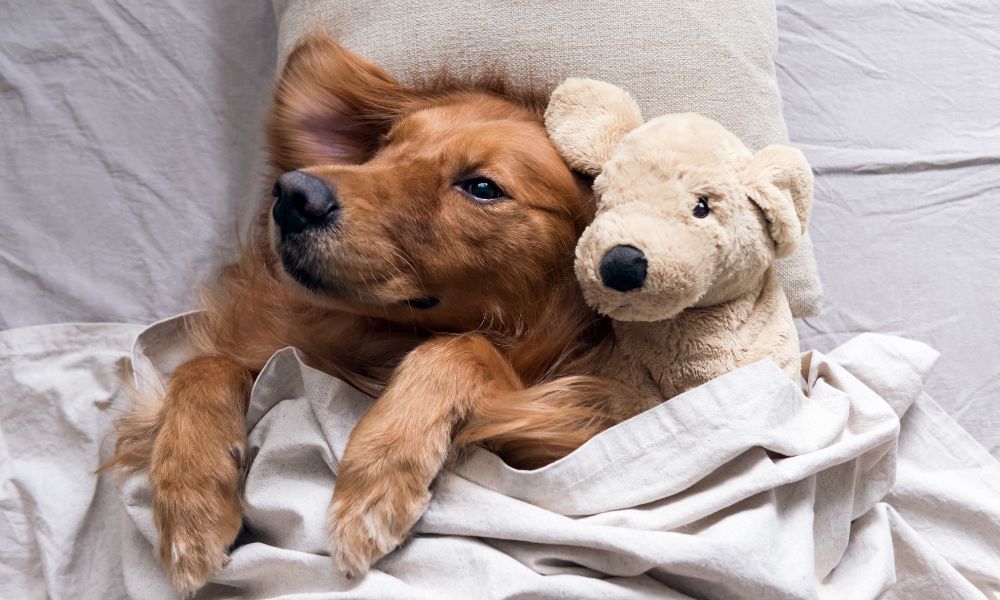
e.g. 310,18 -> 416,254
150,446 -> 244,597
327,480 -> 430,578
153,487 -> 242,597
161,535 -> 228,597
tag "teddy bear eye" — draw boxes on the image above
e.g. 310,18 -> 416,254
693,196 -> 711,218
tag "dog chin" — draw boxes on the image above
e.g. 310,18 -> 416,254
278,249 -> 330,292
276,250 -> 425,315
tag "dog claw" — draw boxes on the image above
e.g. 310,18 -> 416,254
327,487 -> 429,579
159,526 -> 234,597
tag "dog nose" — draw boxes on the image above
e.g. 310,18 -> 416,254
271,170 -> 338,234
599,245 -> 647,292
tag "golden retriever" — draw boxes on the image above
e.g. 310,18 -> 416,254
102,33 -> 620,595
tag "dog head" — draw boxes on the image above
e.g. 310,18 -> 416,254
545,79 -> 813,322
266,34 -> 593,331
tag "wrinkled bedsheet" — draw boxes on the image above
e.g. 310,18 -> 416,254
0,0 -> 277,326
2,319 -> 999,599
776,1 -> 1000,455
2,0 -> 999,457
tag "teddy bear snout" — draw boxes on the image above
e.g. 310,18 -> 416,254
599,245 -> 648,292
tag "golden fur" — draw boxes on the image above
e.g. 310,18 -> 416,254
101,33 -> 624,595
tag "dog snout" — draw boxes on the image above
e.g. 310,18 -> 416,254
599,245 -> 647,292
272,170 -> 339,234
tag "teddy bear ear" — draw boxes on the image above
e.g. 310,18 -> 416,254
544,78 -> 644,176
742,145 -> 814,259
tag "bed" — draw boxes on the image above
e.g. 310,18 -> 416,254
3,0 -> 997,455
2,0 -> 999,597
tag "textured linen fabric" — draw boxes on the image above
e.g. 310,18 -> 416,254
0,1 -> 277,329
3,319 -> 999,598
0,323 -> 145,598
272,0 -> 824,318
775,0 -> 1000,456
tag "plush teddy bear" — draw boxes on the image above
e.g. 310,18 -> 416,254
545,78 -> 813,414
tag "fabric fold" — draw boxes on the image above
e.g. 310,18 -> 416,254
2,318 -> 999,599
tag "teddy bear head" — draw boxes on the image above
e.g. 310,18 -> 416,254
545,78 -> 814,322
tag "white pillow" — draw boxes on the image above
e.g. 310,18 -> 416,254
273,0 -> 822,316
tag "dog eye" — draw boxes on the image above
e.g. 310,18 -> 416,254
693,196 -> 711,218
458,177 -> 506,202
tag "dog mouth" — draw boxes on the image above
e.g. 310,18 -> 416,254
277,238 -> 440,311
277,234 -> 333,292
403,297 -> 439,310
279,248 -> 330,292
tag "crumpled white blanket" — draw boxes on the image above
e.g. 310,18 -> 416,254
2,317 -> 999,599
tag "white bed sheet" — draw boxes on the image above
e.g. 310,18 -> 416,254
1,0 -> 998,458
0,1 -> 277,326
776,0 -> 1000,456
3,318 -> 998,599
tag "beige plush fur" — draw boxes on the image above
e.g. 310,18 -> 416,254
545,78 -> 814,408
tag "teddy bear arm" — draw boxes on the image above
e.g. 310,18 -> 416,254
735,271 -> 801,382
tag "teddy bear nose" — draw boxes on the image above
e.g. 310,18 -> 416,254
600,245 -> 647,292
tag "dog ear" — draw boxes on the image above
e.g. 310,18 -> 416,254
544,78 -> 643,176
742,145 -> 814,258
268,32 -> 415,170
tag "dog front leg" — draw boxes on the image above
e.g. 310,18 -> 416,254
327,333 -> 520,577
147,356 -> 252,596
